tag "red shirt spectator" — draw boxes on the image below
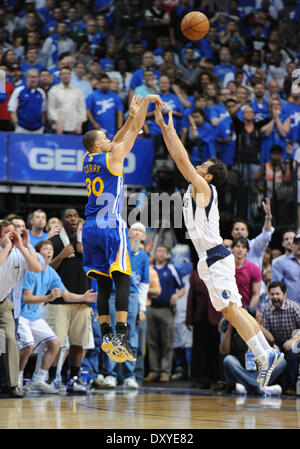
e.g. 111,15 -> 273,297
0,80 -> 14,130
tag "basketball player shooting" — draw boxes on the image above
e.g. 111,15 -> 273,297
81,94 -> 165,363
154,105 -> 284,390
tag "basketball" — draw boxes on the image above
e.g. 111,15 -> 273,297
181,11 -> 210,41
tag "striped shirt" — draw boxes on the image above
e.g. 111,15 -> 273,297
262,298 -> 300,344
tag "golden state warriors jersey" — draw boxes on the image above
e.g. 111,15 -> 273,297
83,151 -> 124,220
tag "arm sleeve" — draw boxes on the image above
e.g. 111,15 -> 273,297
249,227 -> 275,257
270,258 -> 283,282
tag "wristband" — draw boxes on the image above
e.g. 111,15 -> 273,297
130,113 -> 135,118
265,216 -> 272,220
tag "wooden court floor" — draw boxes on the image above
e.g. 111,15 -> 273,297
0,386 -> 299,430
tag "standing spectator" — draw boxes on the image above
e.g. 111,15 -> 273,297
10,64 -> 25,89
41,21 -> 77,69
208,87 -> 231,128
71,62 -> 93,99
20,45 -> 45,76
260,99 -> 290,163
226,198 -> 274,270
86,73 -> 124,141
102,222 -> 149,389
186,270 -> 222,389
220,306 -> 285,396
0,67 -> 14,131
213,47 -> 236,88
144,244 -> 184,383
18,239 -> 96,394
187,108 -> 216,166
271,234 -> 300,305
28,209 -> 48,247
251,81 -> 269,121
143,0 -> 171,51
47,66 -> 87,135
134,69 -> 158,99
8,68 -> 46,133
146,75 -> 183,157
135,262 -> 161,384
108,58 -> 133,104
232,236 -> 262,308
215,98 -> 237,166
129,51 -> 161,101
262,281 -> 300,394
278,229 -> 297,259
0,220 -> 42,398
45,208 -> 92,393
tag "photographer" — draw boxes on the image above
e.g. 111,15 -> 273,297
219,306 -> 286,396
0,219 -> 42,397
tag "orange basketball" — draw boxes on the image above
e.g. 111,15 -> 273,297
181,11 -> 210,41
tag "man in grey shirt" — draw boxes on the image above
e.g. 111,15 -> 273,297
0,220 -> 42,397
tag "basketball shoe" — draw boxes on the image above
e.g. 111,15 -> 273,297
255,349 -> 284,390
66,376 -> 88,394
101,323 -> 115,354
112,332 -> 136,362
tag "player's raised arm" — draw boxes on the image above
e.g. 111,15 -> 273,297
110,94 -> 165,168
154,105 -> 211,197
113,95 -> 144,143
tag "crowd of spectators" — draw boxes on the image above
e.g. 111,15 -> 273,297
0,0 -> 300,398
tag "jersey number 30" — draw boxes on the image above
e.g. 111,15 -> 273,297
85,176 -> 104,197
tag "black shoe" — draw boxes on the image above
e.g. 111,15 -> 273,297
9,386 -> 24,398
112,333 -> 136,362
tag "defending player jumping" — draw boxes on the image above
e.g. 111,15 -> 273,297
81,94 -> 164,363
153,105 -> 284,390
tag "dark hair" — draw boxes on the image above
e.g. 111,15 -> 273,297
268,281 -> 286,293
82,129 -> 100,152
99,74 -> 110,81
192,107 -> 205,118
34,239 -> 54,253
60,66 -> 71,73
231,218 -> 249,230
225,98 -> 237,105
270,144 -> 283,154
232,236 -> 249,251
9,215 -> 24,222
207,157 -> 228,187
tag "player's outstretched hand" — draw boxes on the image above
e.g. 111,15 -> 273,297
129,95 -> 143,116
154,104 -> 175,131
145,94 -> 165,109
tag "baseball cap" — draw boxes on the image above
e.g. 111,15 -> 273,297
293,234 -> 300,243
11,64 -> 21,70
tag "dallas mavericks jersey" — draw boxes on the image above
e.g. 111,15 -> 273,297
183,183 -> 224,259
83,151 -> 124,221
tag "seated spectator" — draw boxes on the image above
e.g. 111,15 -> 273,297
220,306 -> 286,396
208,87 -> 231,127
232,236 -> 262,308
215,98 -> 236,167
262,281 -> 300,395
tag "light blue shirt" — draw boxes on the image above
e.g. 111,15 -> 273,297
247,226 -> 275,270
271,253 -> 300,305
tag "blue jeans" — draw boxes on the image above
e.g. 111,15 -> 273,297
223,354 -> 287,394
105,292 -> 139,381
277,345 -> 299,391
80,308 -> 102,382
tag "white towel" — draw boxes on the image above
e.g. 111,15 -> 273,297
59,227 -> 82,257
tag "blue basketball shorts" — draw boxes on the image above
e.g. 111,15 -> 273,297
82,216 -> 131,279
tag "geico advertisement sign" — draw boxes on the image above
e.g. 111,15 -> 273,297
28,148 -> 136,173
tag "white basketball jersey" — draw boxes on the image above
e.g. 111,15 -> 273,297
183,183 -> 223,259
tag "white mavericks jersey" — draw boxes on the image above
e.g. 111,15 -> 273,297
182,183 -> 242,312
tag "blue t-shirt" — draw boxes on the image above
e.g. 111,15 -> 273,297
208,104 -> 229,123
213,64 -> 236,84
86,89 -> 124,140
148,92 -> 184,135
29,231 -> 48,247
9,86 -> 46,130
283,102 -> 300,142
130,249 -> 149,293
21,62 -> 45,75
151,263 -> 183,307
130,68 -> 161,90
21,265 -> 66,321
215,116 -> 236,165
250,99 -> 269,122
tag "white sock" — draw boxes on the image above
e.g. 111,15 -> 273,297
35,369 -> 48,384
257,331 -> 272,352
18,371 -> 23,388
246,334 -> 266,359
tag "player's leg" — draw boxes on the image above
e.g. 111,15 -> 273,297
111,271 -> 136,362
